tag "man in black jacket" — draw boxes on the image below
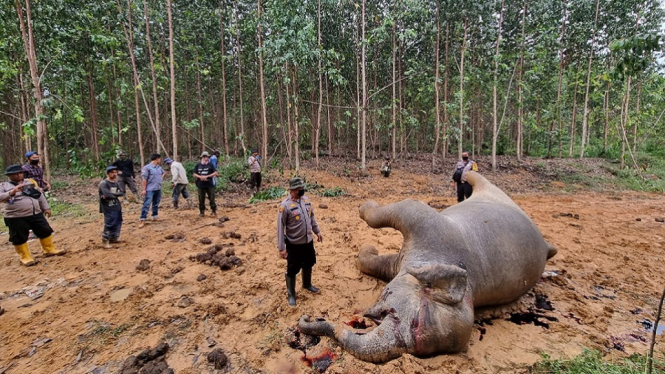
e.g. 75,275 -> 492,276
112,151 -> 138,201
99,166 -> 124,248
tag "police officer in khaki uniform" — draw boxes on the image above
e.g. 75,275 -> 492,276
276,177 -> 323,306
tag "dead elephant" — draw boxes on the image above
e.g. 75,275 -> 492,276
299,171 -> 557,362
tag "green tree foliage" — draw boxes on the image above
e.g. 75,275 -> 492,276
1,0 -> 664,172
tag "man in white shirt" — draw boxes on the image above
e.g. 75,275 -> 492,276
164,158 -> 192,209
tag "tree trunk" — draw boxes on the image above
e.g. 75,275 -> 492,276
292,66 -> 300,171
314,0 -> 323,167
603,79 -> 610,154
257,0 -> 268,165
15,0 -> 50,182
360,0 -> 367,172
569,71 -> 580,157
285,64 -> 293,166
219,3 -> 229,156
143,0 -> 163,156
442,22 -> 449,157
580,0 -> 600,158
234,2 -> 247,155
620,77 -> 631,169
196,55 -> 205,152
87,64 -> 101,162
458,17 -> 467,157
492,0 -> 505,172
116,0 -> 145,165
391,18 -> 397,160
551,0 -> 566,159
431,0 -> 441,169
516,0 -> 526,161
633,79 -> 641,153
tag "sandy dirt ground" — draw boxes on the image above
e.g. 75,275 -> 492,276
0,156 -> 664,373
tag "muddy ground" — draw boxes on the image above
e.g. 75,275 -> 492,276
0,155 -> 664,373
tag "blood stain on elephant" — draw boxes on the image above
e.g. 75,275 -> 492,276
344,317 -> 370,329
301,348 -> 337,373
507,310 -> 558,328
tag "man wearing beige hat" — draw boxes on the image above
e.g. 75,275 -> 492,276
276,177 -> 323,306
193,151 -> 219,218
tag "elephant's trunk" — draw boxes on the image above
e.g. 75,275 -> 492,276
299,315 -> 408,363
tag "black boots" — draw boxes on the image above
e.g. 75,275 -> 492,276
302,268 -> 320,293
285,274 -> 297,306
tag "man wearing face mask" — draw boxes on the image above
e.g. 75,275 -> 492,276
276,177 -> 324,306
22,151 -> 50,191
451,151 -> 479,203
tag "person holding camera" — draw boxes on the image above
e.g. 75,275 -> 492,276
0,164 -> 66,266
248,148 -> 262,194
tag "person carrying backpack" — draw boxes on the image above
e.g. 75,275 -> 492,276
451,151 -> 478,203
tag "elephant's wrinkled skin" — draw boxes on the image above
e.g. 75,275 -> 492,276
299,172 -> 557,363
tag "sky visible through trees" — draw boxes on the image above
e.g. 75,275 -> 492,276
1,0 -> 664,177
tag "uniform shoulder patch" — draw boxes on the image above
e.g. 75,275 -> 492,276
279,206 -> 285,213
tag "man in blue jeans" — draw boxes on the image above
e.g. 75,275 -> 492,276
139,153 -> 165,228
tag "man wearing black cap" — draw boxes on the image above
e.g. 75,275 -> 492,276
248,148 -> 262,194
112,150 -> 138,201
99,166 -> 124,248
193,151 -> 219,218
276,177 -> 323,306
22,151 -> 50,191
0,164 -> 66,266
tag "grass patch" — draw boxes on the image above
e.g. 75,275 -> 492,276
81,320 -> 133,345
530,349 -> 664,374
319,186 -> 345,197
553,158 -> 665,193
50,180 -> 70,190
249,186 -> 287,203
48,197 -> 87,217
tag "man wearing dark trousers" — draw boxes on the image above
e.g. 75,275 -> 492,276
276,177 -> 324,306
452,151 -> 479,203
0,164 -> 66,266
193,151 -> 219,218
99,166 -> 124,248
112,150 -> 138,201
248,148 -> 262,194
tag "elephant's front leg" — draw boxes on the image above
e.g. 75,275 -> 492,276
357,245 -> 399,282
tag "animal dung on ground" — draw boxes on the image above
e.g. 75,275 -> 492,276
207,348 -> 228,369
221,231 -> 241,239
199,237 -> 212,244
164,232 -> 186,242
196,274 -> 207,281
119,342 -> 174,374
136,259 -> 151,272
189,244 -> 243,271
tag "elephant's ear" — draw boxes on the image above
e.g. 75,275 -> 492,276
406,264 -> 468,305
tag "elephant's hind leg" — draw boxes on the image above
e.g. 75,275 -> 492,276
357,245 -> 399,282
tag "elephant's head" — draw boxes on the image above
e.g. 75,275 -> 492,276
299,263 -> 474,363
